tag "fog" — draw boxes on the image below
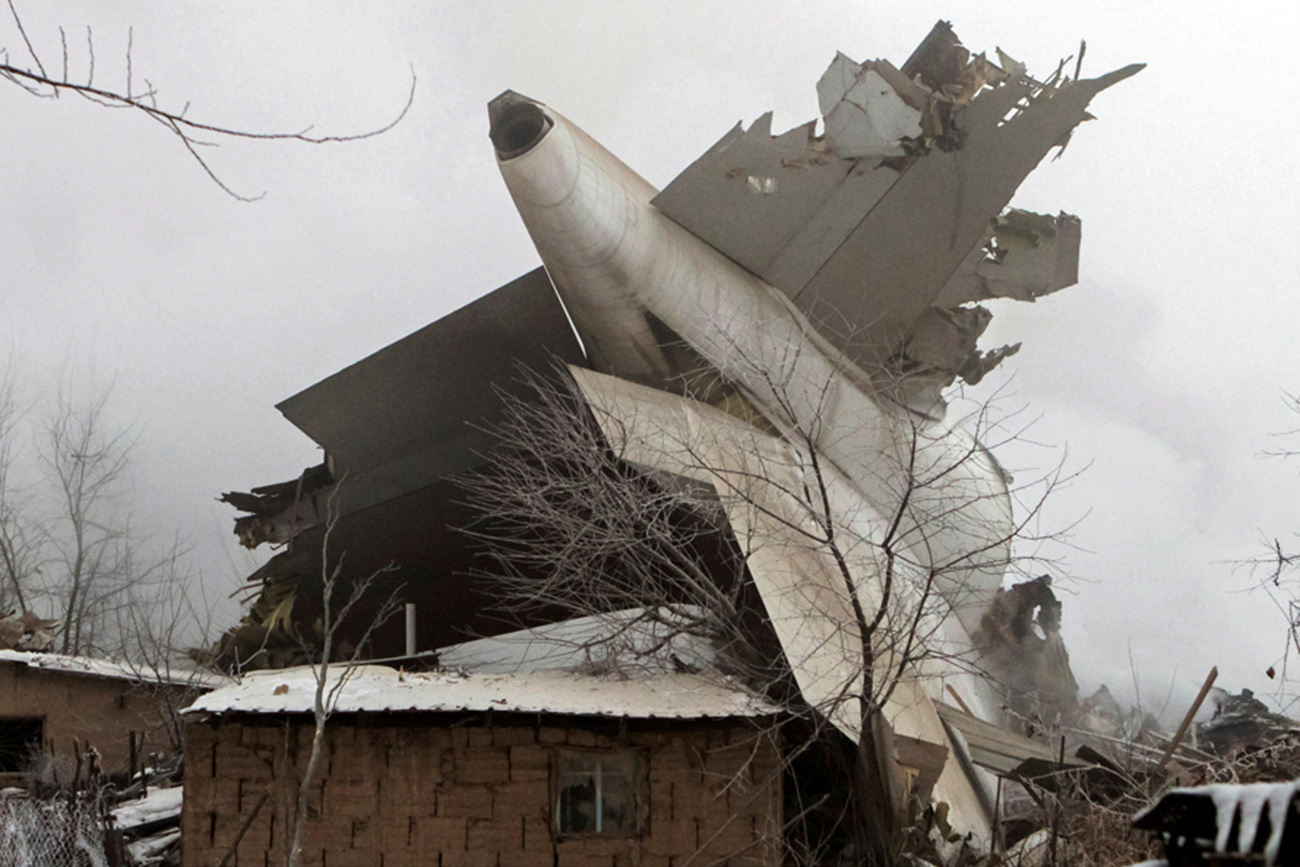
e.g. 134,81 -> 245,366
3,1 -> 1298,718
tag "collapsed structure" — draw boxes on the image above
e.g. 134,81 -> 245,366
0,611 -> 58,653
206,21 -> 1140,866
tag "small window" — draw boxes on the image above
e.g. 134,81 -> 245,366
0,718 -> 43,773
554,748 -> 645,837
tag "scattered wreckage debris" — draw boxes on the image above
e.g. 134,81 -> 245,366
1077,684 -> 1139,741
0,611 -> 58,652
110,777 -> 184,867
962,675 -> 1300,867
213,19 -> 1141,865
1201,688 -> 1300,757
218,463 -> 332,549
653,22 -> 1140,401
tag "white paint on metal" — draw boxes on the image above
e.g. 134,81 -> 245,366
436,609 -> 715,675
816,52 -> 921,159
497,106 -> 1013,661
111,787 -> 185,831
568,369 -> 997,837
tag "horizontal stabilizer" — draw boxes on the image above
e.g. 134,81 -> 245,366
277,268 -> 584,500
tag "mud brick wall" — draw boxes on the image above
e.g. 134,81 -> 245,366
0,663 -> 185,785
182,712 -> 782,867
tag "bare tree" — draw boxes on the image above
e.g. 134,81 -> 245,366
280,488 -> 401,867
1,1 -> 415,200
113,537 -> 227,753
1243,391 -> 1300,705
459,358 -> 1069,865
5,366 -> 264,675
39,380 -> 135,656
0,364 -> 199,659
0,365 -> 39,614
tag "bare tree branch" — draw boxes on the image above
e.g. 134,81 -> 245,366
283,483 -> 401,867
458,350 -> 1070,864
5,0 -> 44,79
2,8 -> 416,200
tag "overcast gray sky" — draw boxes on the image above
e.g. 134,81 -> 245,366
3,1 -> 1297,716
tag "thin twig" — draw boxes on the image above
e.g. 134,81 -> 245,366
1,15 -> 417,200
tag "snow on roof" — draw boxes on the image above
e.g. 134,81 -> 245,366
435,608 -> 715,674
184,665 -> 778,719
111,786 -> 184,830
0,649 -> 228,689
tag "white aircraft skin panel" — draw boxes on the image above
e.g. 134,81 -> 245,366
569,366 -> 888,742
886,676 -> 993,848
498,104 -> 1013,640
569,367 -> 996,845
570,368 -> 993,736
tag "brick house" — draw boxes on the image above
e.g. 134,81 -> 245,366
0,649 -> 224,788
181,666 -> 782,867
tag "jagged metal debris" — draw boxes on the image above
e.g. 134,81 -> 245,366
219,463 -> 333,549
1199,688 -> 1300,755
653,21 -> 1141,398
816,52 -> 926,159
936,209 -> 1082,307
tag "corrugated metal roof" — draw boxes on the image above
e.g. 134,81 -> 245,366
0,649 -> 228,689
184,666 -> 777,719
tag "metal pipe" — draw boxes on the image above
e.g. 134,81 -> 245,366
405,603 -> 416,657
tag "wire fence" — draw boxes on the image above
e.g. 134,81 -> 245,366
0,793 -> 108,867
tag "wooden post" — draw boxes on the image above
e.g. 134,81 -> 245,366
72,737 -> 85,792
945,684 -> 974,717
1158,666 -> 1218,770
215,791 -> 271,867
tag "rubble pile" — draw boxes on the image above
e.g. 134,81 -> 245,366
994,678 -> 1300,867
108,768 -> 184,867
1201,688 -> 1299,756
0,611 -> 57,652
2,750 -> 184,867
